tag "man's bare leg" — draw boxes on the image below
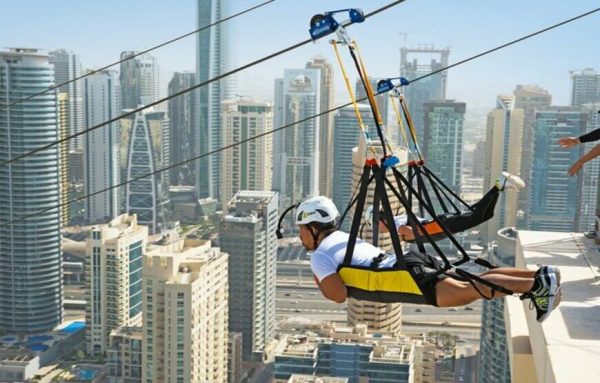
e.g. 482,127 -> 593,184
480,267 -> 535,279
435,274 -> 534,307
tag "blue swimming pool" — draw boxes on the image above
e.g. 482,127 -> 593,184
77,369 -> 97,380
0,336 -> 16,343
60,321 -> 85,334
27,343 -> 49,352
27,335 -> 53,343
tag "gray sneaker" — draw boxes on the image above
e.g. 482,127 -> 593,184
537,265 -> 561,286
528,271 -> 561,323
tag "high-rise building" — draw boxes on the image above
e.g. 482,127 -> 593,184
570,68 -> 600,107
579,103 -> 600,232
399,46 -> 449,150
0,48 -> 63,333
307,57 -> 335,198
228,332 -> 243,383
83,70 -> 121,223
512,85 -> 552,225
142,238 -> 229,383
86,214 -> 147,355
119,51 -> 159,110
332,104 -> 376,224
482,96 -> 524,243
423,100 -> 466,195
168,72 -> 197,186
346,137 -> 407,335
107,326 -> 143,383
274,69 -> 321,211
478,228 -> 516,383
220,191 -> 278,361
272,78 -> 285,198
220,99 -> 273,209
196,0 -> 237,199
528,107 -> 587,231
125,109 -> 170,234
57,93 -> 71,226
49,49 -> 84,151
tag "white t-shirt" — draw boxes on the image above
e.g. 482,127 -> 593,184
310,231 -> 398,282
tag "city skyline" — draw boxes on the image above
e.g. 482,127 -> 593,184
2,0 -> 598,111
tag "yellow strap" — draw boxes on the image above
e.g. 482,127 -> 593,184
352,41 -> 394,155
390,94 -> 410,149
338,266 -> 423,295
399,96 -> 424,161
332,41 -> 378,158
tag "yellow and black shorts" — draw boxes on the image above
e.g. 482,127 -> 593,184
338,250 -> 447,306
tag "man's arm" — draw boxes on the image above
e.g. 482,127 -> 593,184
315,273 -> 347,303
569,143 -> 600,176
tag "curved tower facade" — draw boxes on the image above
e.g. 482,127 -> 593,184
0,48 -> 63,332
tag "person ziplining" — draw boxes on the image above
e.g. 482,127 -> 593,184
275,8 -> 564,323
366,171 -> 525,242
294,196 -> 561,322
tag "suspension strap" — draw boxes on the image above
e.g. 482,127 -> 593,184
343,164 -> 372,266
399,96 -> 424,161
331,41 -> 379,159
390,94 -> 411,153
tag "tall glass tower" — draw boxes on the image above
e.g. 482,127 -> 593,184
0,48 -> 63,333
196,0 -> 236,200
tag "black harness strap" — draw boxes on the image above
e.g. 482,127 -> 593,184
343,164 -> 372,267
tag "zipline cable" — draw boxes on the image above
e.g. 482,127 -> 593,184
0,0 -> 276,110
2,6 -> 599,227
0,0 -> 407,167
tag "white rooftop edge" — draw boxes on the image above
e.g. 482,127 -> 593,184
506,230 -> 600,383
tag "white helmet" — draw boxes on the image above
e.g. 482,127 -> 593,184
295,196 -> 339,225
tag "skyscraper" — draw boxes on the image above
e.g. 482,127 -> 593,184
400,46 -> 449,150
579,103 -> 600,232
0,48 -> 63,333
196,0 -> 236,199
57,93 -> 71,226
570,68 -> 600,107
119,51 -> 160,110
125,109 -> 170,234
512,85 -> 552,226
482,96 -> 524,243
220,99 -> 273,209
220,191 -> 278,361
86,214 -> 147,355
49,49 -> 84,151
423,100 -> 465,195
275,69 -> 321,211
83,70 -> 121,223
528,107 -> 587,231
332,103 -> 376,224
168,71 -> 197,186
143,238 -> 229,383
272,78 -> 285,198
306,57 -> 335,198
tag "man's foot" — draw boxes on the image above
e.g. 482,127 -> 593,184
496,172 -> 526,191
526,271 -> 561,322
537,265 -> 561,286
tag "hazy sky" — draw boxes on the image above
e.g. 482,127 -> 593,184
2,0 -> 599,112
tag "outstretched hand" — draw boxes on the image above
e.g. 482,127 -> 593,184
559,136 -> 580,148
568,161 -> 583,176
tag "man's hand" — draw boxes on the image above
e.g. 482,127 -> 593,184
559,136 -> 580,148
568,160 -> 583,176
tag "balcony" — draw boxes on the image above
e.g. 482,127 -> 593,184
505,231 -> 600,383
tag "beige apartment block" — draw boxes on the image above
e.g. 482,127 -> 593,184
86,214 -> 148,356
107,326 -> 143,383
482,96 -> 524,242
142,239 -> 228,383
220,99 -> 273,211
347,137 -> 408,335
504,231 -> 600,383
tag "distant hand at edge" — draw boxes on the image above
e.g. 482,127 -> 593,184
559,136 -> 580,148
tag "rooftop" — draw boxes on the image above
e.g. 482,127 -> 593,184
505,231 -> 600,383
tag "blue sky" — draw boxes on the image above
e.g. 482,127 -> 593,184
2,0 -> 599,110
